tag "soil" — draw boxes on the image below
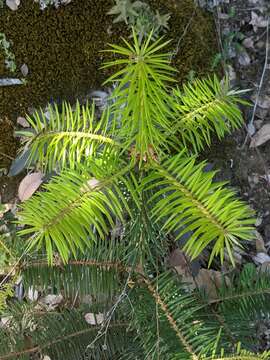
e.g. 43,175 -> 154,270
0,0 -> 217,200
199,0 -> 270,253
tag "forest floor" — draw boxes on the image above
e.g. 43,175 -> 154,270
0,0 -> 270,273
1,0 -> 270,351
200,0 -> 270,265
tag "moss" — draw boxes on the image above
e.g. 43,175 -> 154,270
148,0 -> 217,82
0,0 -> 128,119
0,0 -> 217,120
0,118 -> 17,168
0,0 -> 217,195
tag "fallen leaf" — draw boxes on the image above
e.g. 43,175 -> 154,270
250,124 -> 270,147
40,294 -> 63,310
27,287 -> 39,302
87,178 -> 100,189
80,178 -> 100,193
85,312 -> 104,325
17,116 -> 29,128
195,269 -> 230,300
18,172 -> 43,202
42,356 -> 52,360
255,231 -> 267,253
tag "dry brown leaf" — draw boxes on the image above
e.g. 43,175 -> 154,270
18,172 -> 43,202
195,269 -> 229,300
250,124 -> 270,148
167,249 -> 196,290
255,230 -> 267,253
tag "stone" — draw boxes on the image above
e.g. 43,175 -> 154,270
6,0 -> 20,11
20,64 -> 29,77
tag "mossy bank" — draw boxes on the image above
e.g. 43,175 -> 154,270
0,0 -> 217,198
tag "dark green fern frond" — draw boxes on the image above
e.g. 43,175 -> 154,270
123,191 -> 169,269
17,102 -> 119,173
129,271 -> 219,360
143,152 -> 254,265
171,76 -> 247,153
102,29 -> 177,161
23,239 -> 126,302
18,164 -> 134,264
206,264 -> 270,350
0,305 -> 131,360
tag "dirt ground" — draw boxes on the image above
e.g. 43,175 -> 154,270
200,0 -> 270,256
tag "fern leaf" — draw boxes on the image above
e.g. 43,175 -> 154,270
130,271 -> 219,360
206,264 -> 270,350
171,76 -> 247,153
102,29 -> 177,162
23,239 -> 126,301
0,305 -> 131,360
143,152 -> 254,265
18,164 -> 133,264
17,102 -> 119,173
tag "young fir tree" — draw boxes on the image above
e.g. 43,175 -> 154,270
0,30 -> 269,360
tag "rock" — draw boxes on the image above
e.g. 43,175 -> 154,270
6,0 -> 20,11
249,11 -> 268,31
242,37 -> 254,49
247,122 -> 256,136
238,51 -> 251,66
20,64 -> 29,77
248,173 -> 259,187
250,124 -> 270,147
253,252 -> 270,265
251,94 -> 270,109
255,216 -> 263,227
227,65 -> 237,86
254,120 -> 264,129
255,107 -> 268,120
0,316 -> 11,328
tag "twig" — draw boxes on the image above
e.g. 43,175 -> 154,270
169,6 -> 197,62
